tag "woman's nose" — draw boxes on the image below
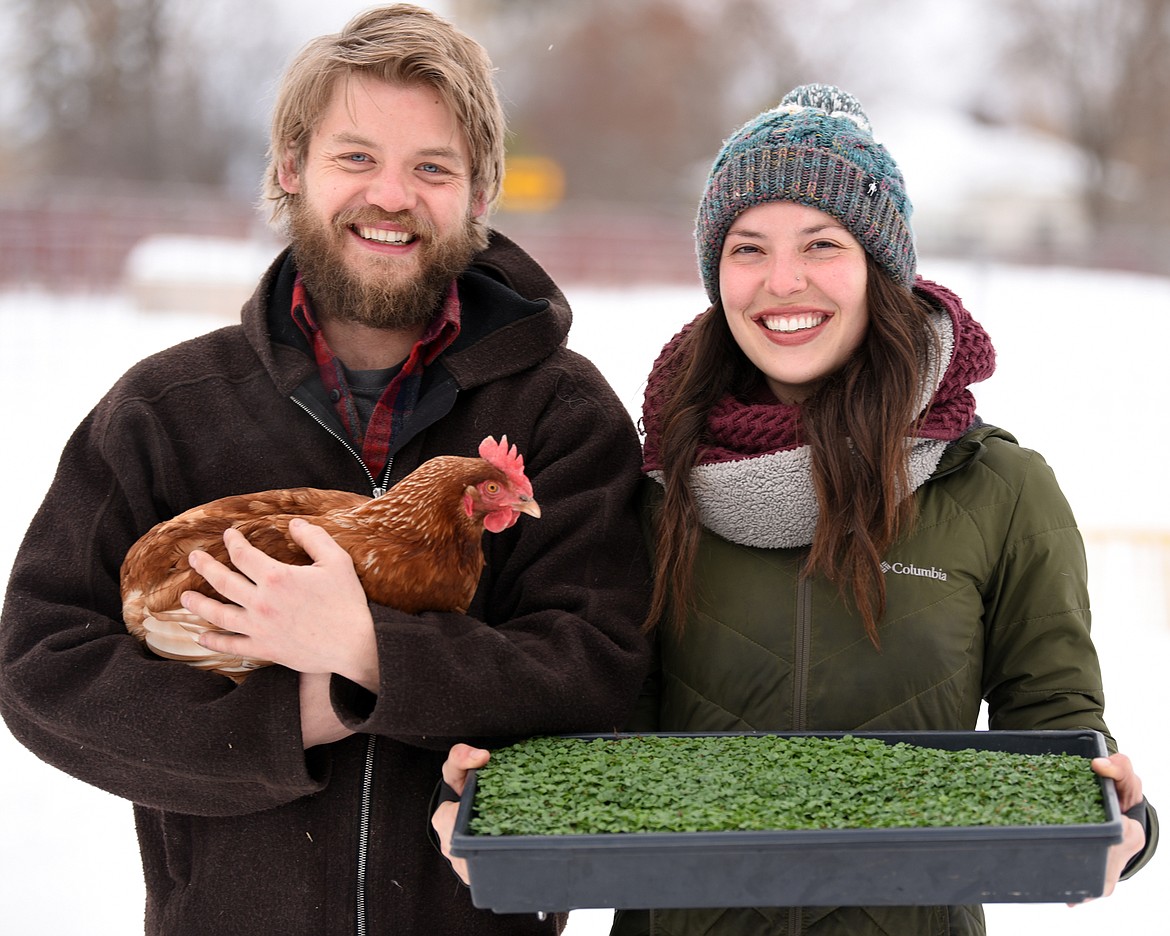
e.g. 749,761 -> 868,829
766,258 -> 807,296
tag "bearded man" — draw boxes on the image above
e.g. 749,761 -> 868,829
0,6 -> 652,936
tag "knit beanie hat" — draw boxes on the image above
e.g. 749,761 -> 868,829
695,83 -> 916,301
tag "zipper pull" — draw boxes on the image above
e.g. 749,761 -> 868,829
372,457 -> 393,500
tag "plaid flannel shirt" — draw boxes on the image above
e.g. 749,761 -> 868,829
290,274 -> 461,479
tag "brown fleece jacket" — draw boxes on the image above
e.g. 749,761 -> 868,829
0,231 -> 652,935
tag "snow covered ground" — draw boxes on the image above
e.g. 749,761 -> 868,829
1,257 -> 1167,933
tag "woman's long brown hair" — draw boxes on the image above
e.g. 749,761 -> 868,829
646,255 -> 940,646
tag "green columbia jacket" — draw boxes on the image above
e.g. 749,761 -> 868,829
613,424 -> 1157,936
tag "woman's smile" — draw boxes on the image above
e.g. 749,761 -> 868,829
755,308 -> 831,337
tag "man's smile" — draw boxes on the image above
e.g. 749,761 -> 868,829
352,225 -> 418,246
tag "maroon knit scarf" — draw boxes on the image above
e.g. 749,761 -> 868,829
642,279 -> 997,471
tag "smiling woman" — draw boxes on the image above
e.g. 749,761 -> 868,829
624,84 -> 1157,935
434,82 -> 1159,936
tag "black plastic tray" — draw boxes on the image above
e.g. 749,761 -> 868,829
449,730 -> 1122,912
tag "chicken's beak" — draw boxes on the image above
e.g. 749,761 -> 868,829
516,496 -> 541,519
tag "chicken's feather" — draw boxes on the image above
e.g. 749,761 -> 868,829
120,439 -> 539,682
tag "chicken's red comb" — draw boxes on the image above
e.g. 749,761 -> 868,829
479,435 -> 533,497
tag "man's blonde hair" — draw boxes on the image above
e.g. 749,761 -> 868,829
263,4 -> 505,230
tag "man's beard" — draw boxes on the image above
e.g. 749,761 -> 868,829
287,200 -> 487,330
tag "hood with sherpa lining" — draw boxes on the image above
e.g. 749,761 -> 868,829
256,229 -> 572,398
640,278 -> 997,549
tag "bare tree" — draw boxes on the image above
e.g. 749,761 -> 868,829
999,0 -> 1170,231
17,0 -> 177,181
455,0 -> 807,211
7,0 -> 284,192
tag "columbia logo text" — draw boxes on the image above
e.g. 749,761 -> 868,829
880,561 -> 948,582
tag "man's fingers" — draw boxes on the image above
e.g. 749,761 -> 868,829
187,539 -> 259,605
441,744 -> 490,793
431,801 -> 472,885
220,526 -> 280,580
179,587 -> 242,636
193,620 -> 247,654
288,517 -> 351,566
435,745 -> 487,886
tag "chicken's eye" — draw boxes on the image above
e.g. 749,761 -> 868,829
484,481 -> 501,494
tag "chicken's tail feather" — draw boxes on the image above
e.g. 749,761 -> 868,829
136,608 -> 270,682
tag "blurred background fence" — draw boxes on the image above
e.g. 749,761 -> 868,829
0,0 -> 1167,295
0,184 -> 259,291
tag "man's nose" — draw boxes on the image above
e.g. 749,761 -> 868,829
364,168 -> 418,213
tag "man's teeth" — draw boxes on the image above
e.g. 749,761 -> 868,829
762,314 -> 825,333
355,226 -> 415,244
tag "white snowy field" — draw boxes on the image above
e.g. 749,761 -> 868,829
1,256 -> 1168,934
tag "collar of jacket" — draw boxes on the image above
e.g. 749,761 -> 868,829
240,228 -> 572,399
238,229 -> 572,474
931,420 -> 1018,480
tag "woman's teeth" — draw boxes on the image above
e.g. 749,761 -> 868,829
762,313 -> 826,333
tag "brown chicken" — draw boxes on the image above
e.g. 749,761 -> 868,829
121,436 -> 540,682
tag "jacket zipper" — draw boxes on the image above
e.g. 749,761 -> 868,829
652,587 -> 816,933
289,396 -> 394,497
355,733 -> 377,936
792,577 -> 812,732
289,395 -> 394,935
788,579 -> 813,935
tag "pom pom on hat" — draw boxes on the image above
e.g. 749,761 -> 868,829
695,83 -> 916,301
776,84 -> 873,134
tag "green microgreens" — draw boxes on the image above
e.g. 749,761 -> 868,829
468,735 -> 1107,836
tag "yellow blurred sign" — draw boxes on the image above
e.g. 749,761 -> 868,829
501,156 -> 565,213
